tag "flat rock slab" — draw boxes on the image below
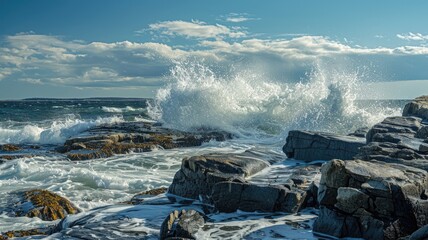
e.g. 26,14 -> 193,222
211,181 -> 306,213
57,122 -> 232,160
314,159 -> 428,239
283,130 -> 366,162
168,151 -> 270,200
403,95 -> 428,120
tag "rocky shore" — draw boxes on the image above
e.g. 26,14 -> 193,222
1,96 -> 428,239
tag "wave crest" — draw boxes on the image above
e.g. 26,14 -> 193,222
148,61 -> 401,135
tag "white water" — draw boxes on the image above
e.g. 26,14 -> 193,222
101,106 -> 146,113
148,62 -> 401,136
0,116 -> 124,144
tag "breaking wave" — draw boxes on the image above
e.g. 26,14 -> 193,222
0,116 -> 124,144
148,62 -> 401,136
101,106 -> 145,113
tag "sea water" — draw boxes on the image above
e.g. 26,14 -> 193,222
0,62 -> 405,239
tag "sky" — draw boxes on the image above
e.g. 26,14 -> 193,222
1,0 -> 428,99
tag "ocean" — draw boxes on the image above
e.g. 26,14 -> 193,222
0,63 -> 408,239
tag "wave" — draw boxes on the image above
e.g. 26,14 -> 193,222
148,61 -> 401,136
0,116 -> 124,145
101,106 -> 145,113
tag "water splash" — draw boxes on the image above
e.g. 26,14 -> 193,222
148,61 -> 401,136
0,115 -> 124,144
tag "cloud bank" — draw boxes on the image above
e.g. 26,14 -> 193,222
2,20 -> 428,92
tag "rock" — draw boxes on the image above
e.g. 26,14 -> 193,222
356,141 -> 428,171
60,122 -> 231,160
127,187 -> 168,204
314,159 -> 428,239
211,181 -> 306,213
1,144 -> 21,152
12,189 -> 80,221
409,224 -> 428,240
366,116 -> 422,143
0,227 -> 54,239
348,127 -> 369,138
168,152 -> 269,200
160,209 -> 205,240
416,126 -> 428,139
403,96 -> 428,120
283,130 -> 365,162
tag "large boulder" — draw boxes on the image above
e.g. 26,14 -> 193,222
403,96 -> 428,120
313,159 -> 428,239
160,209 -> 205,240
168,152 -> 269,200
283,130 -> 365,162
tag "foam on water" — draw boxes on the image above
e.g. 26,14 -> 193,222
148,61 -> 401,136
101,106 -> 146,113
0,115 -> 124,144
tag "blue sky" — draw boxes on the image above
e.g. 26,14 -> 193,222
1,0 -> 428,99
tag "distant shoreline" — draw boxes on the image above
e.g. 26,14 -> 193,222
0,97 -> 152,102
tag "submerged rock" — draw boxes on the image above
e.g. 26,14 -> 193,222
160,209 -> 205,240
59,122 -> 231,160
0,144 -> 21,152
283,130 -> 365,162
0,226 -> 54,239
313,159 -> 428,239
11,189 -> 80,221
403,95 -> 428,120
127,187 -> 168,204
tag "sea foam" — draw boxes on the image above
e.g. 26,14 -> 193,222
148,61 -> 401,136
0,115 -> 124,144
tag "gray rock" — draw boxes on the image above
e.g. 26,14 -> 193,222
416,126 -> 428,139
409,224 -> 428,240
366,116 -> 422,143
403,96 -> 428,120
210,181 -> 306,213
335,187 -> 369,214
160,209 -> 205,240
314,159 -> 428,239
283,130 -> 365,161
348,127 -> 369,138
168,152 -> 269,200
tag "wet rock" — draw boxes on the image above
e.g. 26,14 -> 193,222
160,209 -> 205,240
283,130 -> 365,161
313,159 -> 428,239
127,187 -> 168,204
348,127 -> 369,138
0,144 -> 21,152
60,122 -> 231,160
12,189 -> 80,221
168,152 -> 269,200
0,227 -> 54,239
356,141 -> 428,171
403,95 -> 428,120
416,126 -> 428,139
366,116 -> 422,143
211,181 -> 306,213
409,224 -> 428,240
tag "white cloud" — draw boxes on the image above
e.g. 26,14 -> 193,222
397,32 -> 428,41
148,20 -> 246,39
221,13 -> 259,23
2,30 -> 428,90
